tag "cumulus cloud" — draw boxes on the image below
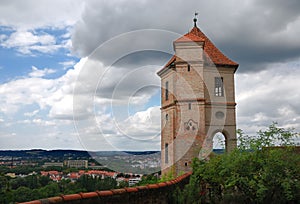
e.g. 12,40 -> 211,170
1,30 -> 67,55
0,0 -> 84,56
59,60 -> 76,70
29,66 -> 56,78
120,106 -> 161,139
71,0 -> 300,73
0,0 -> 84,29
236,59 -> 300,134
1,0 -> 300,151
0,77 -> 55,114
82,106 -> 161,151
24,110 -> 39,117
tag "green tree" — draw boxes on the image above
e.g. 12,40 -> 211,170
10,177 -> 26,190
13,186 -> 32,202
178,123 -> 300,203
38,182 -> 60,198
39,175 -> 51,186
0,174 -> 12,203
138,174 -> 159,185
26,174 -> 40,189
96,177 -> 117,190
118,180 -> 129,188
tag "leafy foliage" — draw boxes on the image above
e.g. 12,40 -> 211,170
177,123 -> 300,203
0,173 -> 119,203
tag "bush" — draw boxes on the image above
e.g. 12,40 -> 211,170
177,123 -> 300,203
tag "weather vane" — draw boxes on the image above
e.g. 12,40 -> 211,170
194,12 -> 198,27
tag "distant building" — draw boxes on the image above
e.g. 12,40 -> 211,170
64,160 -> 88,168
5,173 -> 16,178
42,162 -> 63,168
128,177 -> 141,186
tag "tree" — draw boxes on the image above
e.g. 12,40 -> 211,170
39,175 -> 51,186
39,182 -> 60,198
13,186 -> 32,202
10,177 -> 26,190
138,174 -> 159,185
177,123 -> 300,203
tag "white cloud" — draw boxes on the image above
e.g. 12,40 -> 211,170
1,0 -> 300,151
24,110 -> 39,117
1,30 -> 63,55
29,66 -> 56,78
236,60 -> 300,135
71,0 -> 300,73
0,0 -> 85,30
32,118 -> 56,126
59,60 -> 76,69
0,77 -> 55,114
2,31 -> 55,47
78,106 -> 161,151
1,53 -> 300,150
120,106 -> 161,140
0,34 -> 7,41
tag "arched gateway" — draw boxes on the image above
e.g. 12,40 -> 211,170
157,16 -> 239,176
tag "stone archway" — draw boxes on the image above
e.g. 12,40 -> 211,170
212,132 -> 226,153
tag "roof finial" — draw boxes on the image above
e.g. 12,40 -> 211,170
193,12 -> 198,27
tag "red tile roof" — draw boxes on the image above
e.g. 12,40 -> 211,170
174,32 -> 205,43
189,26 -> 238,66
159,25 -> 238,75
164,55 -> 176,68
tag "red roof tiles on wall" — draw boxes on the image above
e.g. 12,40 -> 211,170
19,172 -> 192,204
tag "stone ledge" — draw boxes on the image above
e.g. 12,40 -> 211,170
18,172 -> 192,204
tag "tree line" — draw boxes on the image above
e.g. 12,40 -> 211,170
0,173 -> 121,203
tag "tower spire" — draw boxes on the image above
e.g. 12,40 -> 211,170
193,12 -> 198,27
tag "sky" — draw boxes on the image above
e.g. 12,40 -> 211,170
0,0 -> 300,151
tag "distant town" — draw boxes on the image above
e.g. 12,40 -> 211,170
0,149 -> 161,186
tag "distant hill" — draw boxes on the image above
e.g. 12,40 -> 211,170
0,149 -> 90,159
0,149 -> 160,159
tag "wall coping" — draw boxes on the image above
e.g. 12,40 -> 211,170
18,172 -> 192,204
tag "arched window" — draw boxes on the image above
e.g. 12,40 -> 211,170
213,132 -> 226,153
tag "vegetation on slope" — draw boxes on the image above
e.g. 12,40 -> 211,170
174,123 -> 300,203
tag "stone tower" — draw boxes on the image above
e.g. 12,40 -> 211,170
157,18 -> 239,176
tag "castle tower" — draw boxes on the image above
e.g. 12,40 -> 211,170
157,17 -> 239,176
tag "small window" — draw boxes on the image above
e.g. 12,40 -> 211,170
185,162 -> 188,167
165,81 -> 169,100
187,64 -> 190,72
215,77 -> 224,97
188,103 -> 191,110
166,114 -> 169,121
165,143 -> 169,164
